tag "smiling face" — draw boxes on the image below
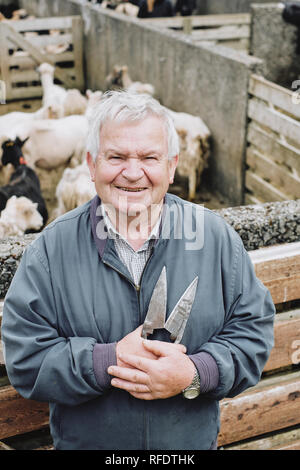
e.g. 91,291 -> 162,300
87,115 -> 178,224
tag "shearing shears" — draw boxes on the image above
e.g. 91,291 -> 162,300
141,266 -> 198,344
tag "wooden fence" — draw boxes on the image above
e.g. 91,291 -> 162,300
0,15 -> 84,104
141,13 -> 251,52
245,74 -> 300,205
0,240 -> 300,449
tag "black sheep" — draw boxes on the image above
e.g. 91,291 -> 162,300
1,138 -> 48,227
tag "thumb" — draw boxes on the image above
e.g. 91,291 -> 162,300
143,339 -> 187,356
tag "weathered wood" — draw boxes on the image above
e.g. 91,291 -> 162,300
0,386 -> 49,440
264,309 -> 300,371
3,23 -> 75,89
141,13 -> 251,28
0,24 -> 12,100
248,98 -> 300,147
182,17 -> 192,35
272,439 -> 300,450
246,146 -> 300,199
191,24 -> 249,41
249,74 -> 300,120
247,121 -> 300,175
245,170 -> 289,203
0,440 -> 14,450
9,51 -> 74,69
10,87 -> 44,100
72,16 -> 84,92
7,33 -> 73,50
219,371 -> 300,446
3,16 -> 74,32
222,426 -> 300,450
249,242 -> 300,304
249,242 -> 300,281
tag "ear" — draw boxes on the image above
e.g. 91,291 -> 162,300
177,129 -> 187,139
20,136 -> 29,147
168,155 -> 178,184
86,152 -> 96,182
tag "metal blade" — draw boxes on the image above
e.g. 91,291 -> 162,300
164,276 -> 198,343
141,266 -> 167,339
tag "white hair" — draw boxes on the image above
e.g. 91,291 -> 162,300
86,90 -> 179,161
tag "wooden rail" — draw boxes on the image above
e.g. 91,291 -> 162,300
0,16 -> 84,102
246,74 -> 300,205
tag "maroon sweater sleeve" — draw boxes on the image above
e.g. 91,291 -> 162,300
93,343 -> 219,394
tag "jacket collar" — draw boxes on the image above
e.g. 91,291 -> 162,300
90,195 -> 170,259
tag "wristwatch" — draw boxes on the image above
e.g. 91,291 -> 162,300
182,369 -> 201,399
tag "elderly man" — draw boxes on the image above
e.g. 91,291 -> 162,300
1,91 -> 275,450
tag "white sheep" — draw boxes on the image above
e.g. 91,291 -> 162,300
0,195 -> 43,238
21,115 -> 89,169
37,62 -> 68,119
166,108 -> 211,201
63,89 -> 88,116
52,162 -> 96,218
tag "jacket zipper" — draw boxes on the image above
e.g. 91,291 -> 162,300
103,248 -> 155,451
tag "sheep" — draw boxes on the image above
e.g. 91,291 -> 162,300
0,195 -> 43,238
166,108 -> 211,201
63,89 -> 88,116
37,62 -> 68,119
105,65 -> 155,96
20,115 -> 89,170
115,2 -> 139,16
1,137 -> 48,226
52,162 -> 97,219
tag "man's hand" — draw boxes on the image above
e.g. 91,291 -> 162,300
116,325 -> 158,368
108,338 -> 196,400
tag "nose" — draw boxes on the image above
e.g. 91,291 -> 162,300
122,158 -> 144,181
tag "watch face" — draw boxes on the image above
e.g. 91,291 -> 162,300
184,388 -> 200,399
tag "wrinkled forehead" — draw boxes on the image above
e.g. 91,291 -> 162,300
99,114 -> 169,150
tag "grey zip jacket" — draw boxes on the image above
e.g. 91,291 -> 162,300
1,194 -> 275,450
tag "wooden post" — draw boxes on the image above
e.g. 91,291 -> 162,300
183,17 -> 192,35
0,24 -> 12,101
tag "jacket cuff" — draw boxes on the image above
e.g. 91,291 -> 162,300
92,342 -> 117,391
188,351 -> 219,394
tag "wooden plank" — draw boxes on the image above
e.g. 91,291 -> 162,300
245,170 -> 289,203
249,74 -> 300,120
272,439 -> 300,450
249,242 -> 300,279
3,23 -> 75,89
0,440 -> 14,450
5,16 -> 74,32
0,98 -> 42,115
247,121 -> 300,175
0,25 -> 12,100
248,98 -> 300,147
218,371 -> 300,446
191,24 -> 249,41
7,33 -> 73,50
249,242 -> 300,304
10,87 -> 44,100
222,426 -> 300,450
0,386 -> 49,440
246,146 -> 300,199
10,69 -> 40,84
71,16 -> 84,91
9,51 -> 74,68
264,309 -> 300,371
140,13 -> 251,28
